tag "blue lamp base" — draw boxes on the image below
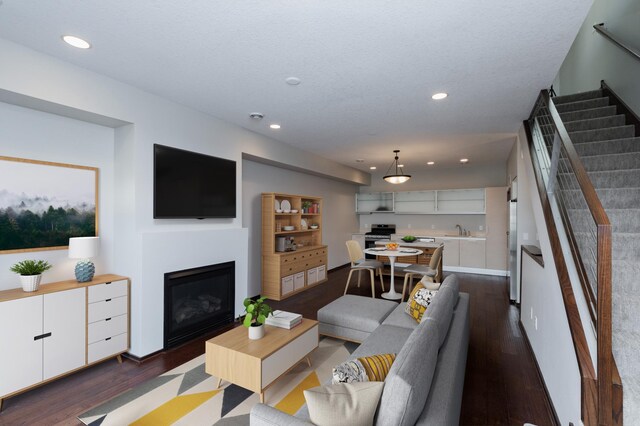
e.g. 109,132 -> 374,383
75,260 -> 95,282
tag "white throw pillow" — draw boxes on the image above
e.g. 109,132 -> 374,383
303,381 -> 384,426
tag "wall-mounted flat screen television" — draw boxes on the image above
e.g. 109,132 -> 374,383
154,144 -> 236,219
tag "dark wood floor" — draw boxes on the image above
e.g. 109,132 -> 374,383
0,267 -> 556,425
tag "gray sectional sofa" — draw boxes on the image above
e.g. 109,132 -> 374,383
250,274 -> 470,426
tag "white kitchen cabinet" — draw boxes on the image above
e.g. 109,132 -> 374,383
356,192 -> 394,214
436,188 -> 485,214
394,191 -> 436,214
460,239 -> 487,268
436,238 -> 460,267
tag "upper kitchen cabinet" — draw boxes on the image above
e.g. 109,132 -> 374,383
356,192 -> 394,214
394,191 -> 436,214
436,188 -> 485,214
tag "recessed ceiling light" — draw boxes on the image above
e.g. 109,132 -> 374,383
427,161 -> 435,165
432,92 -> 448,100
270,124 -> 281,129
286,77 -> 301,86
62,35 -> 91,49
398,164 -> 404,168
370,166 -> 377,170
460,158 -> 469,163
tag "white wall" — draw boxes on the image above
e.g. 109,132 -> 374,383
0,101 -> 115,289
554,0 -> 640,112
242,159 -> 360,297
0,38 -> 367,357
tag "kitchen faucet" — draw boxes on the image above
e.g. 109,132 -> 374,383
455,224 -> 462,236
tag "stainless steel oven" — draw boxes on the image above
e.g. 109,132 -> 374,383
364,224 -> 396,259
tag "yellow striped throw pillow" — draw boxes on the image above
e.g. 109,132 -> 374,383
332,353 -> 396,384
405,283 -> 438,323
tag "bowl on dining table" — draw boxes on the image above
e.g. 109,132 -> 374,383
385,242 -> 399,251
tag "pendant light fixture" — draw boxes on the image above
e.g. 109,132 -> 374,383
383,150 -> 411,184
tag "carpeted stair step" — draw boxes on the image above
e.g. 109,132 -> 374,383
563,115 -> 627,132
574,232 -> 640,261
555,97 -> 609,113
612,260 -> 640,293
553,89 -> 603,105
558,169 -> 640,189
569,125 -> 635,143
567,209 -> 640,233
560,152 -> 640,172
559,105 -> 618,122
560,188 -> 640,210
574,137 -> 640,157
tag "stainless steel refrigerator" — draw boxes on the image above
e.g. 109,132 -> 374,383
508,178 -> 518,302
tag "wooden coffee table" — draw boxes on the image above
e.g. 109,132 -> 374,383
205,319 -> 319,402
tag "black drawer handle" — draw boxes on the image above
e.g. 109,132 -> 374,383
105,337 -> 112,341
105,298 -> 112,302
106,282 -> 112,285
34,332 -> 52,341
105,317 -> 112,321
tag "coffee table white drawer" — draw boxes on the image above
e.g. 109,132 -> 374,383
88,295 -> 128,323
262,325 -> 318,387
88,332 -> 128,364
88,314 -> 128,344
88,280 -> 128,303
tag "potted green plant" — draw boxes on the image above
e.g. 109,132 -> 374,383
243,296 -> 273,340
10,260 -> 53,292
301,201 -> 312,213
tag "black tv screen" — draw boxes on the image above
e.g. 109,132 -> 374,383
154,144 -> 236,219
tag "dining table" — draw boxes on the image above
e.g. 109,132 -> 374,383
363,247 -> 423,300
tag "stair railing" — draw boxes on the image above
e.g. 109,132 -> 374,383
593,23 -> 640,62
527,90 -> 617,425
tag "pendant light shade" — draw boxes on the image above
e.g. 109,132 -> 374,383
383,150 -> 411,184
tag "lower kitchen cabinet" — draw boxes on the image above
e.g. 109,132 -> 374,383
0,274 -> 130,409
460,239 -> 486,268
436,238 -> 460,267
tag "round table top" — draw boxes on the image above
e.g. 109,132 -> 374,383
363,247 -> 423,257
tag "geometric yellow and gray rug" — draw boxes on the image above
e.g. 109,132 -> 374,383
78,337 -> 357,426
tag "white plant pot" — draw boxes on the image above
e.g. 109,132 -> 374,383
20,274 -> 42,292
248,324 -> 265,340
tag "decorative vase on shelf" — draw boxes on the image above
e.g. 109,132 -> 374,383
20,274 -> 42,292
248,324 -> 265,340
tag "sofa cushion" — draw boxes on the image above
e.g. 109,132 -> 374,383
381,303 -> 419,330
405,283 -> 438,322
318,295 -> 397,337
332,353 -> 396,384
350,325 -> 413,359
422,287 -> 455,347
375,319 -> 440,426
304,382 -> 384,426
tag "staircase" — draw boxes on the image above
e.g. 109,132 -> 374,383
548,87 -> 639,422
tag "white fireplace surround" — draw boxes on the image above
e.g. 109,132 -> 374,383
134,228 -> 248,357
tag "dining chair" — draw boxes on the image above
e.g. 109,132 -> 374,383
400,244 -> 444,301
344,240 -> 385,298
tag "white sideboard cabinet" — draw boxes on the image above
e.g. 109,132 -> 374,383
0,274 -> 130,410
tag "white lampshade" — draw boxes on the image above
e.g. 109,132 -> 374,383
68,237 -> 100,259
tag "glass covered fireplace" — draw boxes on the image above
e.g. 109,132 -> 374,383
164,261 -> 235,349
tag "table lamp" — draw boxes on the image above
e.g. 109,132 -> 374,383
69,236 -> 99,282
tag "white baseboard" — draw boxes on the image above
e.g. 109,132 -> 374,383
443,266 -> 508,276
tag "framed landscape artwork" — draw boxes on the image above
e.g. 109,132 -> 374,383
0,156 -> 98,253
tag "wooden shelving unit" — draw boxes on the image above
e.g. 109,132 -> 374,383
262,193 -> 327,301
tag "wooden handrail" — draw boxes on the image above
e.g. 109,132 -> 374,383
524,120 -> 598,424
594,23 -> 640,62
527,89 -> 617,425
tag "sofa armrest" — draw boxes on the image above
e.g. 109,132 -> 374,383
250,404 -> 314,426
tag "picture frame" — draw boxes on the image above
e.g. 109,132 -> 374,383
0,155 -> 99,253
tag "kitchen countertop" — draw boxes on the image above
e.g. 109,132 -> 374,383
375,240 -> 441,248
392,234 -> 486,241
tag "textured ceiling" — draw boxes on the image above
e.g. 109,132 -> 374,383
0,0 -> 591,172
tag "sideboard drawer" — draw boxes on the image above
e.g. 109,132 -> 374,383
88,296 -> 128,323
88,332 -> 128,364
88,314 -> 128,344
88,280 -> 128,303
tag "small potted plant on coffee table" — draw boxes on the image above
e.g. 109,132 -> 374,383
10,260 -> 53,292
243,296 -> 273,340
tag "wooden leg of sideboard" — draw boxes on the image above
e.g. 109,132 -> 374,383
116,354 -> 123,364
